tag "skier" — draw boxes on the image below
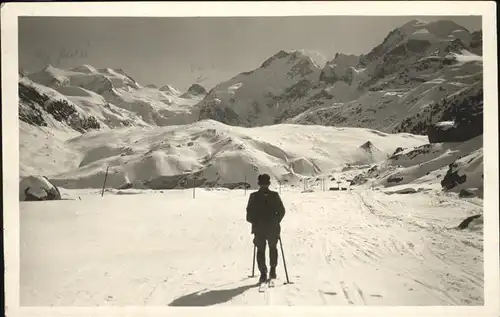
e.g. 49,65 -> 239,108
246,173 -> 286,284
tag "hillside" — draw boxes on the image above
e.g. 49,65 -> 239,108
342,135 -> 483,197
33,120 -> 427,190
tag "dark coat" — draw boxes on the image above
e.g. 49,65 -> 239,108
246,188 -> 286,236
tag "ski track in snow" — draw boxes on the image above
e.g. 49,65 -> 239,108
20,188 -> 483,306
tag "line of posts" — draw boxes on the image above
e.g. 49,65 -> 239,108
100,171 -> 349,200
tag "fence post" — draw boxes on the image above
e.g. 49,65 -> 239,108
101,166 -> 109,197
193,176 -> 196,199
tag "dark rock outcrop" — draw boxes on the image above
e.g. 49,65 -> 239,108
198,100 -> 243,126
457,214 -> 482,230
19,80 -> 101,132
459,188 -> 477,198
441,163 -> 467,190
389,147 -> 405,159
427,115 -> 482,143
469,31 -> 482,55
387,176 -> 403,183
394,81 -> 483,136
184,84 -> 207,96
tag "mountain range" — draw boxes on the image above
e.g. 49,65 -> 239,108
18,19 -> 484,194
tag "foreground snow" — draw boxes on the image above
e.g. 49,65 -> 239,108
20,187 -> 483,306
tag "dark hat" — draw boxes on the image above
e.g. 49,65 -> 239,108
258,173 -> 271,185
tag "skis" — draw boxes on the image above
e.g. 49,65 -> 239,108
258,281 -> 267,292
258,278 -> 275,292
268,278 -> 275,288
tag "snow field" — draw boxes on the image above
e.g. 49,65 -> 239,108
20,187 -> 483,306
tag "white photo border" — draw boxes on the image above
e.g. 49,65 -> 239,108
2,2 -> 498,317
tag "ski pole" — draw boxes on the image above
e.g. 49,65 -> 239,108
251,244 -> 256,277
278,236 -> 291,284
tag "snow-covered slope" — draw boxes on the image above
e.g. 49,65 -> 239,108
19,76 -> 104,132
20,187 -> 483,306
20,121 -> 81,178
18,68 -> 207,177
24,120 -> 427,190
24,65 -> 204,128
343,134 -> 483,199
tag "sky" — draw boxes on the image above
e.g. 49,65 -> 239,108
19,16 -> 481,92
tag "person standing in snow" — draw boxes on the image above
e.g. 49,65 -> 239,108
246,173 -> 286,284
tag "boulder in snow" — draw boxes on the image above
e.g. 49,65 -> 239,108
182,84 -> 207,97
351,173 -> 368,186
441,163 -> 467,190
459,188 -> 476,198
20,176 -> 62,201
390,147 -> 405,158
387,175 -> 404,184
393,187 -> 418,194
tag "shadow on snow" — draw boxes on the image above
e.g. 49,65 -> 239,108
168,282 -> 259,306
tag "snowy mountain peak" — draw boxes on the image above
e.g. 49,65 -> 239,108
114,68 -> 140,84
159,84 -> 181,95
320,53 -> 361,84
397,19 -> 469,38
260,49 -> 319,69
261,50 -> 290,68
295,49 -> 329,68
197,48 -> 322,126
287,49 -> 309,61
70,64 -> 98,74
398,19 -> 430,34
43,64 -> 56,71
183,84 -> 207,97
397,19 -> 471,46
